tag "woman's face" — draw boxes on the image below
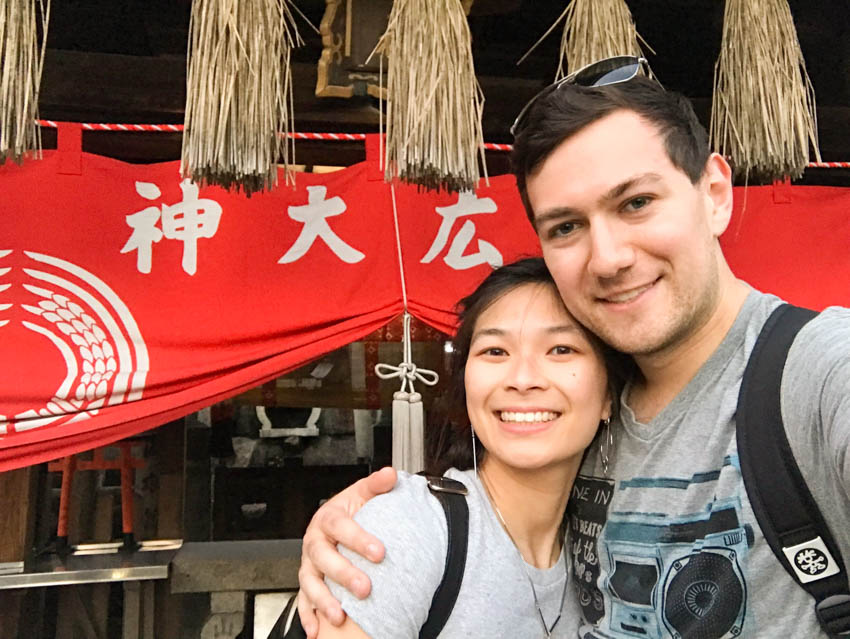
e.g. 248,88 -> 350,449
464,282 -> 611,471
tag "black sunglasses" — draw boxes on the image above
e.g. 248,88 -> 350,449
510,55 -> 650,137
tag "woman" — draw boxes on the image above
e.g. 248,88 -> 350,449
318,257 -> 620,638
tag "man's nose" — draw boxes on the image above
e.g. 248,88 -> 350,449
587,221 -> 636,279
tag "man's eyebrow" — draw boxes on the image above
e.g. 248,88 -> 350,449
532,206 -> 581,230
600,172 -> 664,204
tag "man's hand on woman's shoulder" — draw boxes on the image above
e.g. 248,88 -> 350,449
297,467 -> 397,638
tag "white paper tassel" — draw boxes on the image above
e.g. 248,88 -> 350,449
407,392 -> 424,473
391,390 -> 410,471
376,313 -> 439,474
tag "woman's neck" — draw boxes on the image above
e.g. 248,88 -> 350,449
478,456 -> 579,569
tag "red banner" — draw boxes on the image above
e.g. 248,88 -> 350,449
1,131 -> 848,471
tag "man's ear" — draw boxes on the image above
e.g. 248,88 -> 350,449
702,153 -> 734,237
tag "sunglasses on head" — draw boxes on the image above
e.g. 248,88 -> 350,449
510,55 -> 651,137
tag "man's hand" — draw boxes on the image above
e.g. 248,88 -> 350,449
298,466 -> 397,638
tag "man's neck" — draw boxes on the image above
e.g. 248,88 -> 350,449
478,457 -> 577,570
628,276 -> 751,423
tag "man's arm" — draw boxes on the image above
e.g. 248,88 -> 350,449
298,467 -> 397,638
817,344 -> 850,491
783,308 -> 850,491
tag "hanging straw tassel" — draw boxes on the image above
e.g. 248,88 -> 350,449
372,0 -> 486,194
0,0 -> 50,164
710,0 -> 820,181
182,0 -> 302,195
520,0 -> 647,80
375,313 -> 439,474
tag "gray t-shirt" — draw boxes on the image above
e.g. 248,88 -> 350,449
326,468 -> 581,638
570,289 -> 850,638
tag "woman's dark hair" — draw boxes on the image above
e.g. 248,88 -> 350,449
511,76 -> 710,225
424,257 -> 627,476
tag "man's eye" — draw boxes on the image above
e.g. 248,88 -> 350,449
624,196 -> 652,211
549,221 -> 577,238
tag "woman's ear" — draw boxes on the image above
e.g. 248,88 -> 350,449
601,397 -> 613,422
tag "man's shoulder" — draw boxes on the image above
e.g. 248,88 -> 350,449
741,289 -> 850,354
789,304 -> 850,367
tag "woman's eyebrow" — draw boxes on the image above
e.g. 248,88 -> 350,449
546,324 -> 581,335
470,327 -> 506,343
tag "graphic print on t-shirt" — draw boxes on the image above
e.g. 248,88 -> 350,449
570,461 -> 755,639
570,475 -> 616,625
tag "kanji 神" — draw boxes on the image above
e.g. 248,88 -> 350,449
421,191 -> 503,270
278,186 -> 365,264
121,179 -> 223,276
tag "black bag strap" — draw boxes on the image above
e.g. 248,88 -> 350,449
419,475 -> 470,639
737,303 -> 850,637
270,593 -> 304,639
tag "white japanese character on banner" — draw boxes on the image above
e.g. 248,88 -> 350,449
421,191 -> 503,270
278,185 -> 365,264
121,179 -> 222,276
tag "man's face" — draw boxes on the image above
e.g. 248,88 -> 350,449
526,110 -> 729,356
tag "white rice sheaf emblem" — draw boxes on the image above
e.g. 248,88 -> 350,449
0,250 -> 149,435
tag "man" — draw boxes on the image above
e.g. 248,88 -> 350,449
297,61 -> 850,638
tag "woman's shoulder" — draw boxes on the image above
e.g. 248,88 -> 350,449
326,471 -> 464,637
355,471 -> 443,530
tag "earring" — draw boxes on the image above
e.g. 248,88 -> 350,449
599,417 -> 613,477
471,426 -> 479,475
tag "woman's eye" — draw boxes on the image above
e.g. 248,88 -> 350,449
550,345 -> 574,355
482,347 -> 507,357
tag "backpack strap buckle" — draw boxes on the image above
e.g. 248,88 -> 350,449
815,594 -> 850,637
426,476 -> 468,496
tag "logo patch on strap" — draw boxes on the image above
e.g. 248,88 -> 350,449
782,537 -> 841,583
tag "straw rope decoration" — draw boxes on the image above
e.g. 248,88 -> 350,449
0,0 -> 50,164
372,0 -> 486,193
521,0 -> 647,79
557,0 -> 645,78
182,0 -> 302,195
710,0 -> 820,181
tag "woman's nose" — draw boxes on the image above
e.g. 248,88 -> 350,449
504,353 -> 548,392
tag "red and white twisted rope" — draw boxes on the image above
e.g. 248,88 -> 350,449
34,120 -> 850,167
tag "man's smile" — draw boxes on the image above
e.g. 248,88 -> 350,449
597,277 -> 661,305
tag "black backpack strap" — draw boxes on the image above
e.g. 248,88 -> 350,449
269,593 -> 305,639
419,475 -> 470,639
737,303 -> 850,637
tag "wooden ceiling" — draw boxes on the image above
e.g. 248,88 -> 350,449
37,0 -> 850,182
